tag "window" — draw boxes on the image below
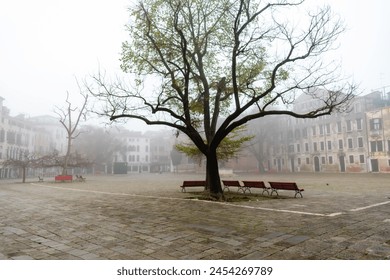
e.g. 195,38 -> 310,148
327,140 -> 332,150
369,118 -> 382,131
305,143 -> 309,152
303,128 -> 308,138
326,123 -> 331,134
360,155 -> 365,163
337,122 -> 342,133
6,131 -> 16,144
338,139 -> 343,150
356,119 -> 362,130
370,141 -> 383,152
313,142 -> 318,151
312,126 -> 316,136
288,144 -> 295,153
346,120 -> 352,132
349,155 -> 354,163
358,137 -> 364,148
306,158 -> 310,164
348,138 -> 353,149
319,125 -> 324,135
321,157 -> 326,164
0,129 -> 5,142
320,141 -> 325,151
296,144 -> 301,153
328,156 -> 333,164
298,158 -> 301,165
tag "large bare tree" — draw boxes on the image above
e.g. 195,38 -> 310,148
90,0 -> 355,199
55,92 -> 88,175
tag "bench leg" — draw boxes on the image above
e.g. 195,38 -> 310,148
237,187 -> 245,193
181,187 -> 186,193
244,187 -> 251,194
270,189 -> 278,196
262,188 -> 270,196
295,191 -> 303,198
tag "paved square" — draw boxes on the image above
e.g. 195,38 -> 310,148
0,173 -> 389,259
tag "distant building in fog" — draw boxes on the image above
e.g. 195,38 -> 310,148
4,87 -> 390,178
28,115 -> 67,155
113,130 -> 151,173
233,89 -> 390,173
0,97 -> 66,179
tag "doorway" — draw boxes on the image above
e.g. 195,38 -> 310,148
371,159 -> 379,172
290,158 -> 295,172
339,156 -> 346,172
314,156 -> 320,172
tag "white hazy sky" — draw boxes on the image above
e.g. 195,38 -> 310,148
1,0 -> 390,121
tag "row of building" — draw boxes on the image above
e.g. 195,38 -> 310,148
0,96 -> 178,178
2,89 -> 390,179
226,90 -> 390,173
109,89 -> 390,175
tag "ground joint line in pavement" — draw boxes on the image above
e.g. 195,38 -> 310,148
349,200 -> 390,212
30,183 -> 388,218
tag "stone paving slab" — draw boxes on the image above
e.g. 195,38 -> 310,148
0,173 -> 389,260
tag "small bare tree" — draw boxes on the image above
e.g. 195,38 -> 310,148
55,91 -> 88,175
2,152 -> 36,183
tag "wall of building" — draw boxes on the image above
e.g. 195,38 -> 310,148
235,90 -> 390,174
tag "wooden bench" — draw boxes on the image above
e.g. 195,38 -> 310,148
180,180 -> 206,192
268,181 -> 304,198
38,176 -> 44,182
222,180 -> 246,193
55,175 -> 73,182
242,181 -> 270,195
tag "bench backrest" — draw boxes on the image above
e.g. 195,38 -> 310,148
183,180 -> 206,187
269,182 -> 298,191
222,180 -> 241,187
242,181 -> 266,188
55,175 -> 73,180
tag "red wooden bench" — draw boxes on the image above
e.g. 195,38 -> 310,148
180,180 -> 206,192
55,175 -> 73,182
222,180 -> 246,193
242,181 -> 270,195
268,181 -> 304,198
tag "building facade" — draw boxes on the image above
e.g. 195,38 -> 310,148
246,90 -> 390,173
0,97 -> 65,178
113,131 -> 151,173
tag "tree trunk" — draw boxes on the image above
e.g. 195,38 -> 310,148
257,157 -> 266,173
22,166 -> 26,183
62,136 -> 72,175
206,148 -> 224,200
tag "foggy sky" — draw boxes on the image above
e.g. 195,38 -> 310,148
0,0 -> 389,128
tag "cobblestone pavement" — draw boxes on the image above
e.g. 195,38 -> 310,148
0,173 -> 389,260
